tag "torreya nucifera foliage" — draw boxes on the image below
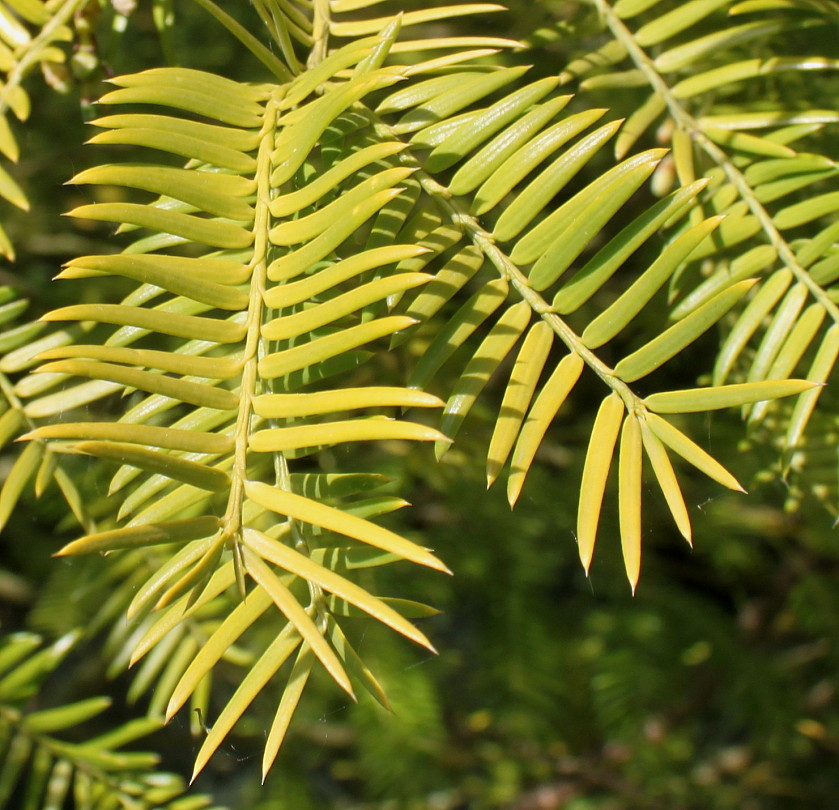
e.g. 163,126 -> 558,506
0,0 -> 835,799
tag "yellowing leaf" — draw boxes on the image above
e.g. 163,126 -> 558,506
127,538 -> 225,623
88,118 -> 258,172
449,95 -> 571,196
639,420 -> 691,545
645,412 -> 745,492
785,324 -> 839,450
0,441 -> 42,532
472,108 -> 609,216
250,418 -> 449,452
243,548 -> 354,699
243,527 -> 434,650
581,214 -> 723,348
330,4 -> 506,37
253,387 -> 442,418
191,625 -> 301,782
41,304 -> 246,344
100,71 -> 264,128
158,575 -> 268,701
615,280 -> 756,382
409,279 -> 509,390
511,148 -> 667,269
635,0 -> 731,47
507,352 -> 584,505
71,441 -> 230,492
644,379 -> 817,413
577,394 -> 624,572
713,269 -> 792,385
0,164 -> 28,211
556,178 -> 708,315
36,359 -> 239,411
267,189 -> 406,281
259,317 -> 416,379
262,646 -> 313,781
269,168 -> 415,246
272,70 -> 405,186
68,203 -> 253,249
60,254 -> 250,310
261,274 -> 430,341
438,301 -> 532,454
396,64 -> 530,135
488,321 -> 554,487
527,147 -> 667,290
263,245 -> 427,308
618,415 -> 642,593
493,120 -> 622,244
426,76 -> 560,173
38,344 -> 241,379
70,164 -> 255,221
244,481 -> 450,573
23,423 -> 234,454
55,516 -> 220,556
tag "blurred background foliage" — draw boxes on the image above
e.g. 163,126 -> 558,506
0,0 -> 838,808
